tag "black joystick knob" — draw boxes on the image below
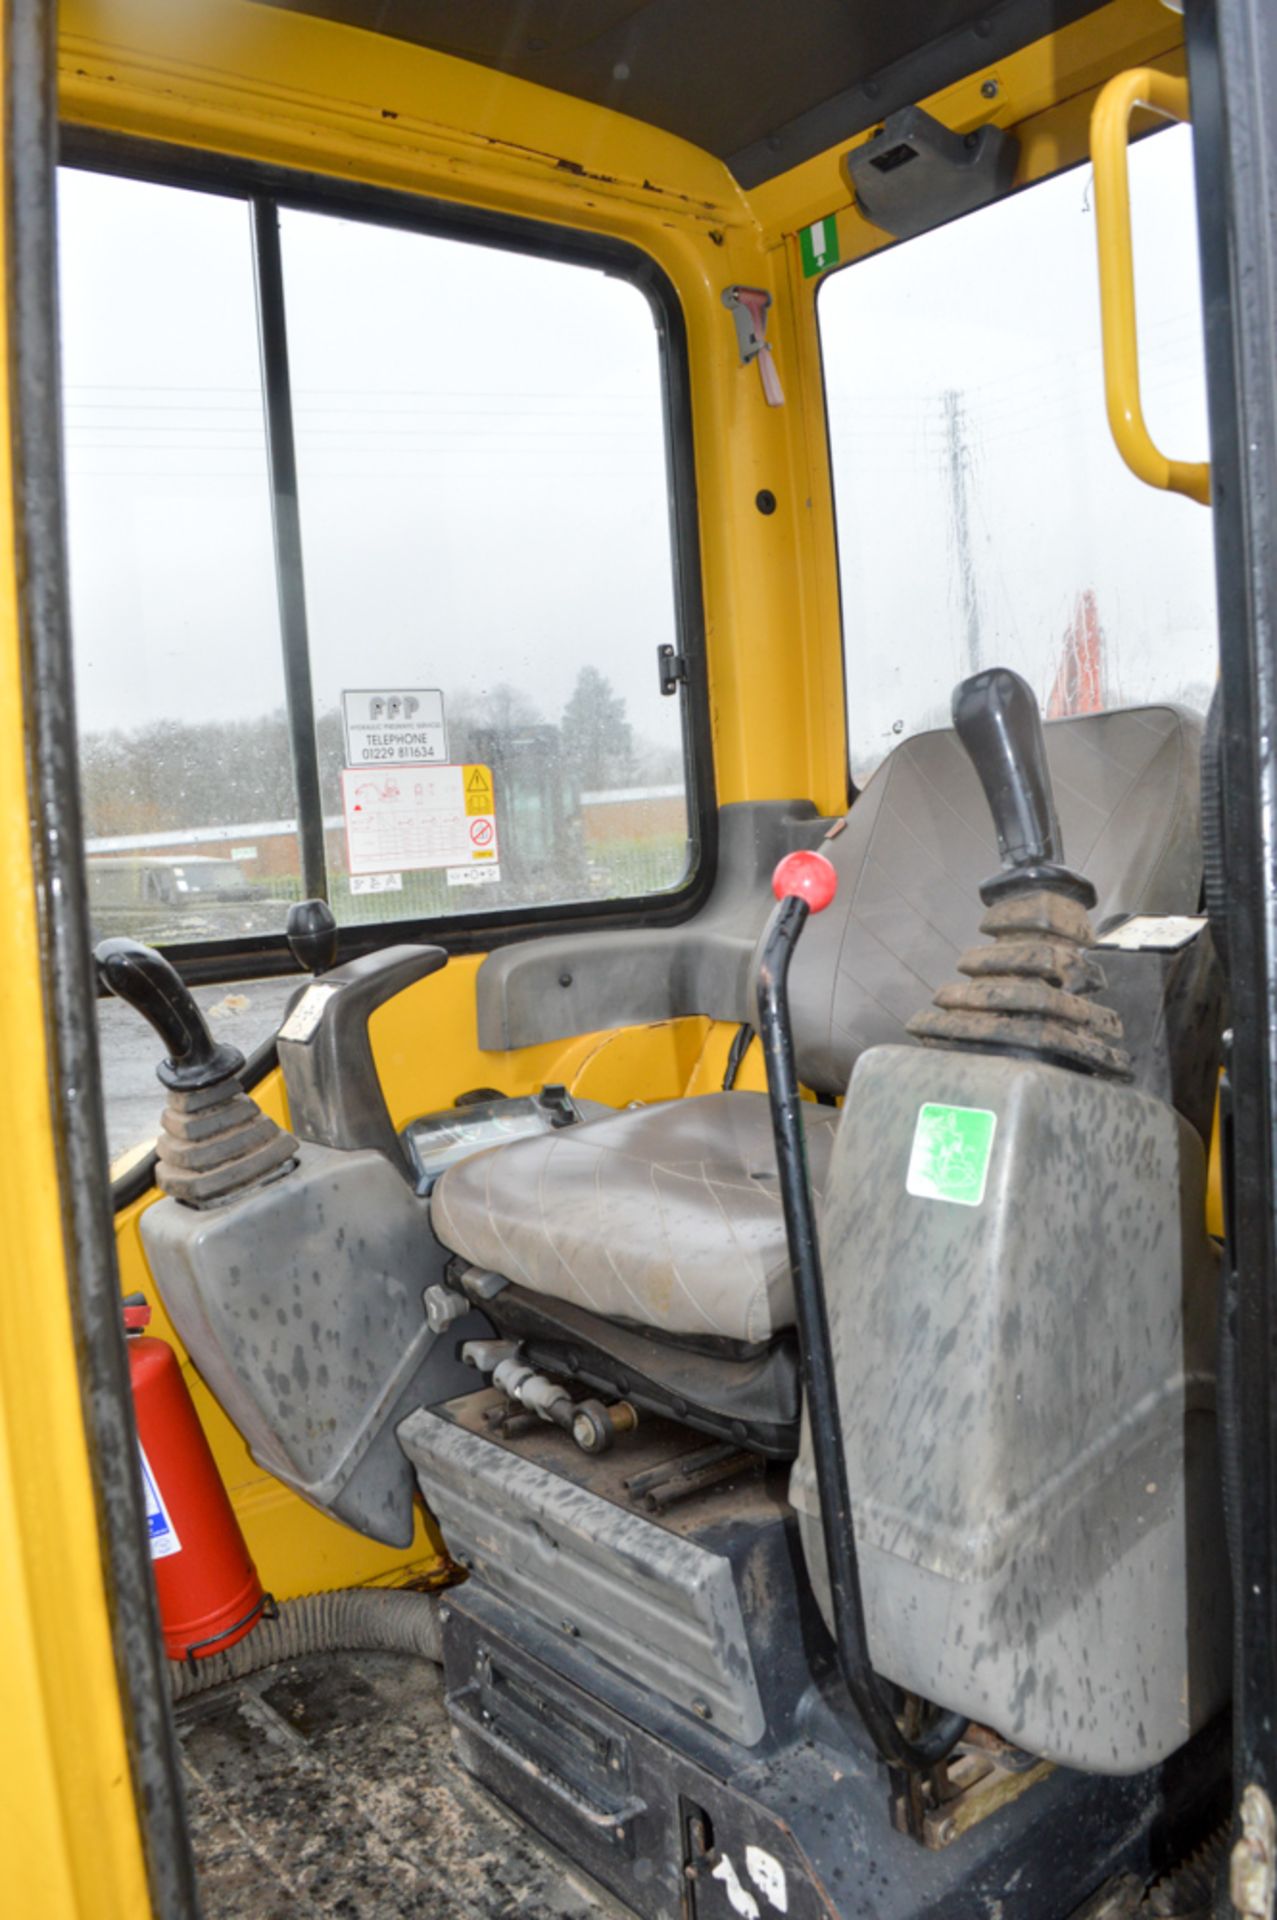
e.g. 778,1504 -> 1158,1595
287,898 -> 339,976
95,938 -> 245,1091
952,667 -> 1096,908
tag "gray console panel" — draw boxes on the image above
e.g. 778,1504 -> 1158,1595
476,801 -> 830,1051
141,1143 -> 486,1546
791,1046 -> 1229,1772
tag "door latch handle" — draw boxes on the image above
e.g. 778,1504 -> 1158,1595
657,642 -> 688,695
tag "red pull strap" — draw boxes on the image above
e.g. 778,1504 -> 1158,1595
721,284 -> 785,407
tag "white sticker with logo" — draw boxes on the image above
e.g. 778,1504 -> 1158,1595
712,1855 -> 760,1919
1096,913 -> 1206,952
746,1847 -> 788,1912
709,1844 -> 789,1915
139,1443 -> 181,1561
342,688 -> 448,766
279,982 -> 340,1044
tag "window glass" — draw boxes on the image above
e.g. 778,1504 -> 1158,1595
59,170 -> 301,1157
820,124 -> 1217,786
275,208 -> 690,925
59,170 -> 302,939
59,172 -> 698,1152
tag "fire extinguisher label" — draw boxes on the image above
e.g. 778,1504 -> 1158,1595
138,1442 -> 182,1560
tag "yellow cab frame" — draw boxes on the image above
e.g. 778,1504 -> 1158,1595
6,0 -> 1277,1914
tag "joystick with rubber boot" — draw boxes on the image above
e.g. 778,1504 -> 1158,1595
96,938 -> 297,1206
908,666 -> 1130,1078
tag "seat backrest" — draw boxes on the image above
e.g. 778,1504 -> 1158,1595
772,705 -> 1204,1095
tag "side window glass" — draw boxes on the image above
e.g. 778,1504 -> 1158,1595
57,168 -> 697,954
59,171 -> 303,941
819,124 -> 1216,786
59,170 -> 301,1162
275,207 -> 690,926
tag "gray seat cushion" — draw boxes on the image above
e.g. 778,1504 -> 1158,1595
432,1092 -> 837,1344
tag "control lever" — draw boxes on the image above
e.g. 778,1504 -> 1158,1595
95,938 -> 297,1205
952,666 -> 1096,906
286,898 -> 339,976
915,668 -> 1128,1078
96,937 -> 243,1089
756,851 -> 966,1776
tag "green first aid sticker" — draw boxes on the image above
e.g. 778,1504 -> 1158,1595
799,215 -> 841,277
906,1103 -> 997,1208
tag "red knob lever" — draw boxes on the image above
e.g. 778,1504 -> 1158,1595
772,850 -> 838,911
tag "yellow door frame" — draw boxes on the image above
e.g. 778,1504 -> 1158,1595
1,7 -> 183,1916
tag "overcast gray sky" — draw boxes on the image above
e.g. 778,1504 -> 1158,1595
58,124 -> 1216,794
56,166 -> 684,776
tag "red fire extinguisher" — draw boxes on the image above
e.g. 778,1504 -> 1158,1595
124,1295 -> 269,1662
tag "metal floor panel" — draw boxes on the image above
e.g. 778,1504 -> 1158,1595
176,1648 -> 632,1919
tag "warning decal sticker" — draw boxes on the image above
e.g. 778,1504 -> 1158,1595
464,765 -> 493,815
905,1103 -> 997,1208
139,1442 -> 182,1560
341,763 -> 498,876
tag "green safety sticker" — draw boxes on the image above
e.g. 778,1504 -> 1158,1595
906,1103 -> 997,1208
799,215 -> 841,278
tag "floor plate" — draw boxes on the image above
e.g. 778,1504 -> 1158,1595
176,1648 -> 633,1919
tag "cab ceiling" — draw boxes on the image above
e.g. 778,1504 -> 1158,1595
256,0 -> 1105,187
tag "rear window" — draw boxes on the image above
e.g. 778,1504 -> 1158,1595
819,123 -> 1217,787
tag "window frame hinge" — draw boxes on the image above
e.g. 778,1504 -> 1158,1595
657,643 -> 688,696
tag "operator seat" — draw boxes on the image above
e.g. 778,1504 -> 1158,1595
432,706 -> 1203,1351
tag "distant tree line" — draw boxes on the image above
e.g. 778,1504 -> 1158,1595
79,668 -> 680,838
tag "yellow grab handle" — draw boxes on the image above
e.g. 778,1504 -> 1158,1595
1090,67 -> 1211,507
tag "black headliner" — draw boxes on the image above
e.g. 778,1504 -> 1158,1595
256,0 -> 1107,187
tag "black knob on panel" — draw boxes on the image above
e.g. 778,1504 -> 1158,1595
952,667 -> 1096,907
287,898 -> 339,976
95,938 -> 245,1091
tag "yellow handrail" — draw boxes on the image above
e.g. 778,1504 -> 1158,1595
1090,66 -> 1211,507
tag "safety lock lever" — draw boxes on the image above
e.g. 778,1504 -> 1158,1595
758,852 -> 966,1778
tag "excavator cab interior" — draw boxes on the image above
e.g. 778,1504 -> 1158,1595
15,2 -> 1277,1918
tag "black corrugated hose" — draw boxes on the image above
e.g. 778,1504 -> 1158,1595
169,1586 -> 443,1701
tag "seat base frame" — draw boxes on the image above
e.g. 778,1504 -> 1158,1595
451,1263 -> 801,1457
